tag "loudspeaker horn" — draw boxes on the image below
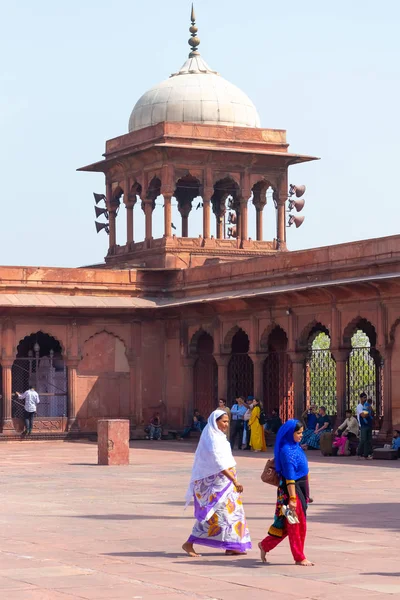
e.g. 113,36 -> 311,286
227,225 -> 237,238
228,212 -> 237,224
288,214 -> 305,228
288,198 -> 305,212
289,184 -> 306,198
95,221 -> 109,234
95,206 -> 109,219
93,192 -> 106,204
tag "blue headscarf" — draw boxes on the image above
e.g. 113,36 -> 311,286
274,419 -> 301,475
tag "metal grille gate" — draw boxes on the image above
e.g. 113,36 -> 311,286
346,347 -> 383,416
263,353 -> 294,422
305,349 -> 337,415
227,354 -> 254,403
193,355 -> 218,419
12,352 -> 68,419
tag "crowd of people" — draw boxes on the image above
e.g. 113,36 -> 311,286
146,391 -> 400,459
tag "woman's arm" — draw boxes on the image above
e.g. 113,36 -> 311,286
221,469 -> 244,493
248,406 -> 259,426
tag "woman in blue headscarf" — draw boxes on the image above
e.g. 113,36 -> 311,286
258,419 -> 314,566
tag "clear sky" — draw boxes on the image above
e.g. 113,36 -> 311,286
1,0 -> 399,267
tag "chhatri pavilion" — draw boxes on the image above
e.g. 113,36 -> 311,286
0,8 -> 399,439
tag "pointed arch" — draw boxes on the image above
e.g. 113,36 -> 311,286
223,325 -> 250,352
389,317 -> 400,345
82,328 -> 130,353
15,330 -> 66,357
189,327 -> 214,356
343,317 -> 377,348
297,320 -> 330,351
260,324 -> 288,352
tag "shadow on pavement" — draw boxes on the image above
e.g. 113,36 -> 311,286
308,502 -> 400,531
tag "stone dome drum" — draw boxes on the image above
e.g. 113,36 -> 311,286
128,46 -> 261,132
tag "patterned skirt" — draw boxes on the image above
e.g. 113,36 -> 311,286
301,429 -> 322,449
188,468 -> 252,552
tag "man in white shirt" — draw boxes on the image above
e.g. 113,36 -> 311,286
356,392 -> 367,425
17,386 -> 40,435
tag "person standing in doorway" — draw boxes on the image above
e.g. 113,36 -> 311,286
356,392 -> 367,425
230,397 -> 247,450
16,386 -> 40,435
358,401 -> 373,460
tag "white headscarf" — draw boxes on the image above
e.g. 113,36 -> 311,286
185,409 -> 236,506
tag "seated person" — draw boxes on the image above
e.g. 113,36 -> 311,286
265,408 -> 282,434
300,404 -> 318,446
302,406 -> 331,450
180,409 -> 206,439
147,412 -> 162,440
392,429 -> 400,451
334,410 -> 359,455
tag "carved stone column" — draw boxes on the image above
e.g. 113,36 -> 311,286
253,188 -> 267,241
1,359 -> 14,433
289,352 -> 306,418
66,358 -> 79,431
275,174 -> 288,248
213,195 -> 227,240
178,201 -> 192,238
141,198 -> 155,244
249,353 -> 266,401
380,347 -> 392,436
332,349 -> 348,424
124,192 -> 137,244
163,192 -> 173,237
202,187 -> 213,239
214,354 -> 230,402
239,196 -> 249,245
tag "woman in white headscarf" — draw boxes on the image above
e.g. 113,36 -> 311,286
182,409 -> 252,557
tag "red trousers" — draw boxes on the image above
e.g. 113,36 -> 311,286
260,498 -> 307,563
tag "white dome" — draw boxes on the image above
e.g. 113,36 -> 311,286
128,54 -> 261,132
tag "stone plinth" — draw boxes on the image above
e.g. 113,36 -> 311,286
98,419 -> 130,466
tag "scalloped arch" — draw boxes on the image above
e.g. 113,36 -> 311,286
297,321 -> 330,350
260,323 -> 288,350
82,328 -> 129,352
389,317 -> 400,344
223,325 -> 250,350
189,327 -> 214,355
342,317 -> 377,347
16,330 -> 66,355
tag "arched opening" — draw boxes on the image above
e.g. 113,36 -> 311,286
174,175 -> 201,237
227,329 -> 254,402
212,177 -> 240,240
304,328 -> 337,416
193,332 -> 217,419
263,326 -> 293,422
12,332 -> 67,419
346,327 -> 383,420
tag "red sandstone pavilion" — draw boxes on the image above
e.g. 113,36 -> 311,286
0,8 -> 399,439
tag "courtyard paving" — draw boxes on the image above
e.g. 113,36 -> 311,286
0,439 -> 399,599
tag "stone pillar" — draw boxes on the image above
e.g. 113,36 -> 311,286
163,192 -> 173,237
108,210 -> 117,248
202,188 -> 212,239
66,359 -> 79,431
179,202 -> 192,238
125,193 -> 137,244
142,199 -> 154,243
289,352 -> 306,418
1,360 -> 14,433
253,188 -> 267,242
249,353 -> 266,401
332,349 -> 348,423
240,197 -> 249,245
214,354 -> 230,402
182,357 -> 196,426
380,347 -> 392,435
98,419 -> 130,465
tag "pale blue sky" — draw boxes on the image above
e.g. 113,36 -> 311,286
1,0 -> 399,267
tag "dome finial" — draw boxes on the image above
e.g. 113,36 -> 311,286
188,3 -> 200,57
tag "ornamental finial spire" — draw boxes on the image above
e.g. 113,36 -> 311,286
188,3 -> 200,57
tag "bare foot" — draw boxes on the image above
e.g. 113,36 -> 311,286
258,542 -> 267,563
225,550 -> 247,556
182,542 -> 202,557
296,559 -> 314,566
